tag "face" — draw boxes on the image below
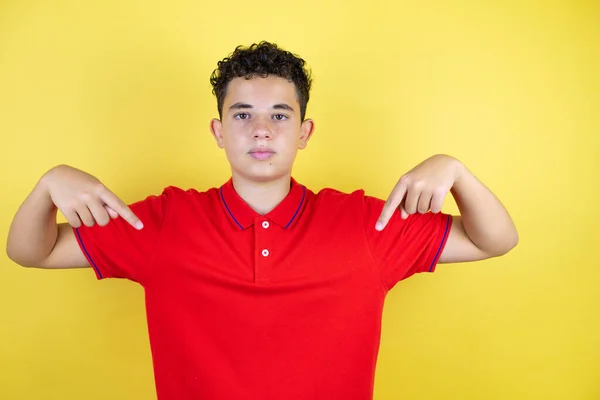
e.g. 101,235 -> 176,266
210,75 -> 315,183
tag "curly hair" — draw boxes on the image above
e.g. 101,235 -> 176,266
210,41 -> 313,121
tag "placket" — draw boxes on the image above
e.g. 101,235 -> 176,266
254,215 -> 276,283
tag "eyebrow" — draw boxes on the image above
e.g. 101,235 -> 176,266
273,103 -> 294,112
228,102 -> 295,112
229,102 -> 252,110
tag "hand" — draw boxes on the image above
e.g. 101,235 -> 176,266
376,154 -> 462,231
41,165 -> 143,230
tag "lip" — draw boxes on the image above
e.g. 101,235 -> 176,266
248,147 -> 275,161
248,147 -> 275,153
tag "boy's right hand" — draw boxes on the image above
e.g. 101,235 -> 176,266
42,165 -> 144,230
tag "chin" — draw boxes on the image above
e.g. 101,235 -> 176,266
234,165 -> 290,183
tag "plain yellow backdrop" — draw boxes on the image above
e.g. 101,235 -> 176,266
1,0 -> 598,399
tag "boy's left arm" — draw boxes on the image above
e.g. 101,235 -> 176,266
376,154 -> 519,264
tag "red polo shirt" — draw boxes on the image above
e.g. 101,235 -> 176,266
73,178 -> 452,400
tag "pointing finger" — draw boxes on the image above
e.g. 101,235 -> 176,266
376,181 -> 407,231
101,191 -> 144,230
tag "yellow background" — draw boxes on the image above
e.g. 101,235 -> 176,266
1,0 -> 598,399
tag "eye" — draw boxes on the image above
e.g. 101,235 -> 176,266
234,113 -> 249,120
273,114 -> 288,121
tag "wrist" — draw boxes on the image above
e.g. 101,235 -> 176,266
451,159 -> 469,190
39,168 -> 54,196
38,166 -> 62,208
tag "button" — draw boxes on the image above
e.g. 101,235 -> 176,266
262,221 -> 270,229
261,249 -> 270,257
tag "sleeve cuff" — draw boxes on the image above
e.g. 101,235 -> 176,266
426,214 -> 453,273
73,227 -> 106,280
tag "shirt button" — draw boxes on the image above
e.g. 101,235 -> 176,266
261,249 -> 270,257
262,221 -> 270,229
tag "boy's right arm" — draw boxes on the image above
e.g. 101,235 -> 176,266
6,165 -> 142,269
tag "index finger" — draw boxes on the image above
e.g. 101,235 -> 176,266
376,181 -> 407,231
100,190 -> 144,230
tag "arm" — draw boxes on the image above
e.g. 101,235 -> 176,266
6,175 -> 88,268
376,154 -> 518,264
439,162 -> 518,263
6,165 -> 142,269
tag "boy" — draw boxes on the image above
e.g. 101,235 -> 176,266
6,41 -> 518,399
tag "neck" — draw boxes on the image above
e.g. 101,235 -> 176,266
231,174 -> 292,215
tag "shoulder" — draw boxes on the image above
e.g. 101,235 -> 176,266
135,185 -> 220,209
312,186 -> 383,208
157,185 -> 219,198
309,186 -> 386,218
312,186 -> 361,203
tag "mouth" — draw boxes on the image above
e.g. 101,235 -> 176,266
248,148 -> 275,161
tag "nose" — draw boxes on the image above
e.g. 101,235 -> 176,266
251,119 -> 273,140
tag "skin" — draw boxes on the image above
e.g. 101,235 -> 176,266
210,75 -> 518,263
209,75 -> 315,215
6,74 -> 518,270
376,154 -> 519,263
5,164 -> 139,268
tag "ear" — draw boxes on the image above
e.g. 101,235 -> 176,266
210,118 -> 225,148
298,119 -> 315,150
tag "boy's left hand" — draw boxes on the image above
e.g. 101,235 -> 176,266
376,154 -> 463,231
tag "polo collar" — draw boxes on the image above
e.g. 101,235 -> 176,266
219,177 -> 307,230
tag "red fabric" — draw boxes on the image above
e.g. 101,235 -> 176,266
73,178 -> 452,400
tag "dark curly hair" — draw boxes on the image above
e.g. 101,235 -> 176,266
210,41 -> 312,121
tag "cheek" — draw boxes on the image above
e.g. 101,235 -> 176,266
222,128 -> 245,145
286,130 -> 302,148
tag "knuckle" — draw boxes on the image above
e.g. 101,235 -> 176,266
413,180 -> 426,190
68,199 -> 85,211
79,190 -> 93,202
92,182 -> 107,193
62,200 -> 76,211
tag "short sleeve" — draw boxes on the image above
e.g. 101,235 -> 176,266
362,194 -> 453,290
72,188 -> 172,284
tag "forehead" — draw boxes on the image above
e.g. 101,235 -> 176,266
223,75 -> 298,109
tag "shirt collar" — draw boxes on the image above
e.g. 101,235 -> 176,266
219,177 -> 307,230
